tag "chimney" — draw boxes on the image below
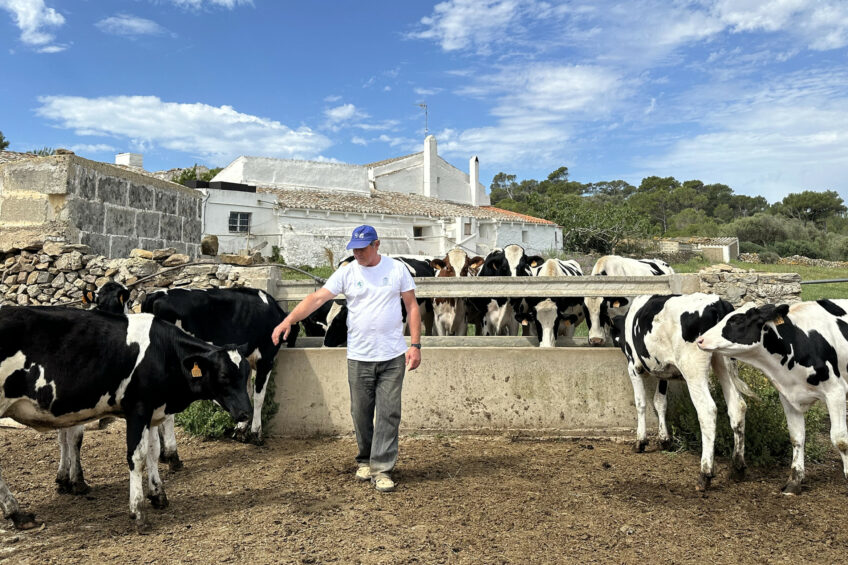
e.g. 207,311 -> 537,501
469,156 -> 479,206
115,153 -> 143,169
423,135 -> 437,198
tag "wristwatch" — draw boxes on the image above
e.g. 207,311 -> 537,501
410,343 -> 421,349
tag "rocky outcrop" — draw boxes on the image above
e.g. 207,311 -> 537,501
699,264 -> 801,306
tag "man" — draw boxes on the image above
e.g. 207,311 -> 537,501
272,225 -> 421,493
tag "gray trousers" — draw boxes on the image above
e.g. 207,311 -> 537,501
347,354 -> 406,476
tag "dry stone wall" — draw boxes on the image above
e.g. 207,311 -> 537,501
0,239 -> 264,309
699,264 -> 801,306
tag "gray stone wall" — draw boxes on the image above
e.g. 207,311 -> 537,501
0,240 -> 262,308
699,264 -> 801,306
0,154 -> 201,258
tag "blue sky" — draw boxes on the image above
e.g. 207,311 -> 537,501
1,1 -> 847,204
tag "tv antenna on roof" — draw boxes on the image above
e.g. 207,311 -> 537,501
417,102 -> 428,136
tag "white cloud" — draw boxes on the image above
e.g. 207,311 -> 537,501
96,14 -> 169,37
324,94 -> 342,103
414,87 -> 443,96
409,0 -> 533,53
351,136 -> 367,146
646,70 -> 848,201
323,103 -> 369,131
714,0 -> 848,50
166,0 -> 253,9
0,0 -> 64,50
36,95 -> 332,163
69,143 -> 117,154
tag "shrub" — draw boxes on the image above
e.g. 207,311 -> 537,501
774,239 -> 822,259
758,251 -> 780,264
739,241 -> 766,254
176,366 -> 281,439
667,364 -> 829,466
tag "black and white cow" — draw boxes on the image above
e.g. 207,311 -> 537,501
430,248 -> 484,336
82,281 -> 131,314
0,306 -> 252,531
584,255 -> 674,347
697,299 -> 848,495
516,258 -> 584,347
610,293 -> 751,491
470,245 -> 544,336
140,287 -> 298,467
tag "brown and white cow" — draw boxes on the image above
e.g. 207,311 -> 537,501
430,248 -> 484,336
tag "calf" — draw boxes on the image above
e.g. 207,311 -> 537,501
82,281 -> 130,314
140,288 -> 297,458
430,248 -> 484,336
611,293 -> 751,491
470,245 -> 544,336
584,255 -> 674,346
516,259 -> 584,347
0,306 -> 252,531
697,300 -> 848,494
303,298 -> 349,347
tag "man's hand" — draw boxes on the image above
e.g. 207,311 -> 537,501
405,346 -> 421,371
271,319 -> 293,346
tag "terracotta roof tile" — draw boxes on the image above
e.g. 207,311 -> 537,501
479,206 -> 557,225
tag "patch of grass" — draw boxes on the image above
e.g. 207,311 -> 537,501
667,364 -> 830,466
176,368 -> 280,439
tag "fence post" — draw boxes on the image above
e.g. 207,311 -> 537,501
669,274 -> 700,295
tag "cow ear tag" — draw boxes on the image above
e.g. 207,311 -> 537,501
82,291 -> 92,304
774,316 -> 784,326
520,319 -> 528,326
119,294 -> 125,305
612,301 -> 620,308
191,363 -> 203,378
564,320 -> 571,327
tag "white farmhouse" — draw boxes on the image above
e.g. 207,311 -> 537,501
202,136 -> 561,265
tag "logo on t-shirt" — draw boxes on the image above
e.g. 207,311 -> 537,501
382,276 -> 389,286
356,281 -> 363,288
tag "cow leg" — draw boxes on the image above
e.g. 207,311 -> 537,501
65,425 -> 89,494
233,365 -> 258,443
713,355 -> 747,481
146,426 -> 168,510
126,418 -> 151,532
421,300 -> 435,336
56,428 -> 71,493
780,394 -> 806,495
157,416 -> 183,471
627,367 -> 649,453
0,464 -> 39,530
685,375 -> 717,492
653,381 -> 672,451
247,360 -> 273,445
823,387 -> 848,487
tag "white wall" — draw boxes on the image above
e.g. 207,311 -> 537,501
202,188 -> 280,254
372,156 -> 423,195
214,156 -> 369,194
494,222 -> 560,256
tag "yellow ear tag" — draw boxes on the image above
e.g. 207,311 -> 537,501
82,292 -> 91,304
191,363 -> 202,378
774,316 -> 784,326
521,319 -> 528,326
612,301 -> 620,308
119,294 -> 125,305
564,320 -> 571,327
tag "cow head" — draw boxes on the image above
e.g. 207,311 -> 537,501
323,302 -> 348,347
182,343 -> 253,423
697,302 -> 789,354
84,282 -> 131,314
583,296 -> 630,346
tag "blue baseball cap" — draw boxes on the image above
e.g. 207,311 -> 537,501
346,225 -> 378,249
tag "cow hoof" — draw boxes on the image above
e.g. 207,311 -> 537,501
658,438 -> 674,451
633,440 -> 647,453
782,481 -> 802,495
168,457 -> 184,472
10,512 -> 41,531
249,433 -> 263,446
148,492 -> 169,510
729,465 -> 747,483
695,473 -> 712,492
233,428 -> 262,445
71,481 -> 91,495
131,513 -> 151,534
55,478 -> 71,494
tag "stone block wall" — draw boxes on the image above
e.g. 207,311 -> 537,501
0,155 -> 201,258
699,264 -> 802,306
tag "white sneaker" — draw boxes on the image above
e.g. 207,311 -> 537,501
355,465 -> 371,482
372,474 -> 395,493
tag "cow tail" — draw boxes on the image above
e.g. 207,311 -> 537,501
725,358 -> 758,400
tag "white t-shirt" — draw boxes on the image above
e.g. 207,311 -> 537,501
322,256 -> 416,362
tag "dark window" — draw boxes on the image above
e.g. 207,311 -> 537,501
229,211 -> 251,233
413,226 -> 423,239
464,222 -> 472,236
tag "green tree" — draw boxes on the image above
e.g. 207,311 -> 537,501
0,131 -> 9,151
776,190 -> 847,232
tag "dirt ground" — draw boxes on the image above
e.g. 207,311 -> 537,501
0,423 -> 847,564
